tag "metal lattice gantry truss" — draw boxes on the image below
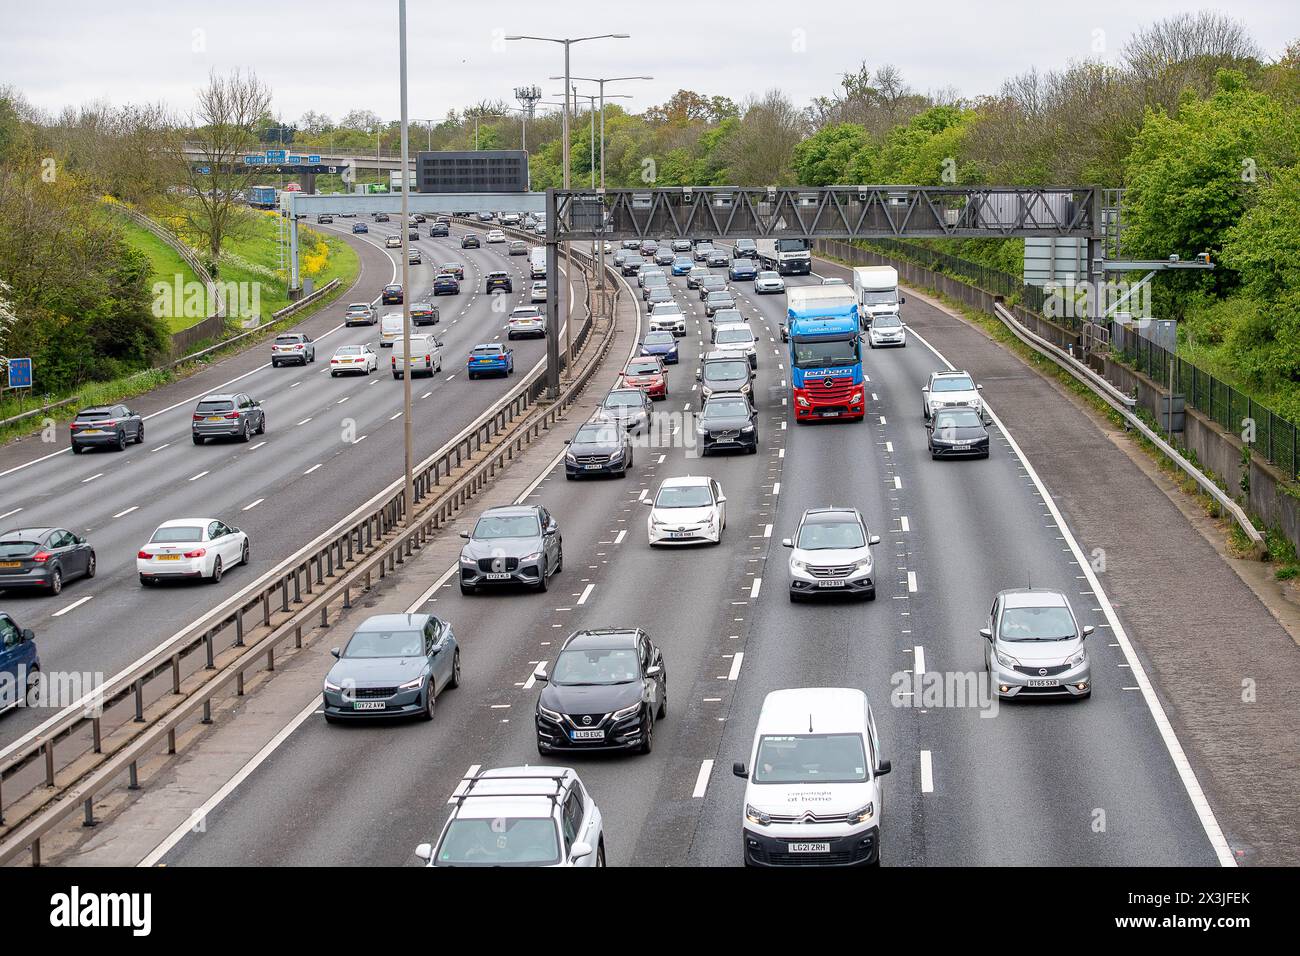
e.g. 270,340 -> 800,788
550,186 -> 1101,241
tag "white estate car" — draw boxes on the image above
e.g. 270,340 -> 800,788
645,475 -> 726,546
137,518 -> 249,585
330,343 -> 378,376
782,507 -> 880,601
733,687 -> 890,868
711,323 -> 758,369
416,766 -> 605,867
530,280 -> 548,303
921,369 -> 983,420
486,229 -> 506,243
507,306 -> 546,339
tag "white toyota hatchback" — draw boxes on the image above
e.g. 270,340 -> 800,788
645,475 -> 726,546
137,518 -> 249,585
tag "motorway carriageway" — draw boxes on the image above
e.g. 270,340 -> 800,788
0,218 -> 579,746
155,241 -> 1224,867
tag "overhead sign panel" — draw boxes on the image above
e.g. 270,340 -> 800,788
416,150 -> 529,194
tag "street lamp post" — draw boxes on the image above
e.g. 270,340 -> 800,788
506,34 -> 629,397
397,0 -> 414,526
565,75 -> 653,188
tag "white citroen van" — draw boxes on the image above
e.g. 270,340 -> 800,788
732,687 -> 889,867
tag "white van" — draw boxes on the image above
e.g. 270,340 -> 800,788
391,334 -> 443,379
711,323 -> 758,369
529,247 -> 547,280
733,688 -> 890,868
379,312 -> 405,347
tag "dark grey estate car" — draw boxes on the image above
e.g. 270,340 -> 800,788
192,393 -> 266,444
321,613 -> 461,722
459,505 -> 563,595
70,404 -> 144,453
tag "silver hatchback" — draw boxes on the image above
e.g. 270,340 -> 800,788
982,588 -> 1093,699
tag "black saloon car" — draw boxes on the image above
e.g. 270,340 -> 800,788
0,527 -> 95,595
927,407 -> 990,458
535,628 -> 666,755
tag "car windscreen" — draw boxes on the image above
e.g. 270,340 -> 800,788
196,400 -> 233,413
701,278 -> 725,289
753,734 -> 868,784
999,606 -> 1077,642
932,376 -> 975,392
797,520 -> 865,550
575,425 -> 621,444
512,310 -> 541,319
603,392 -> 644,408
730,260 -> 752,269
436,818 -> 559,866
75,410 -> 111,420
150,526 -> 203,543
703,399 -> 749,420
553,646 -> 639,685
872,314 -> 902,328
625,361 -> 660,375
792,337 -> 859,369
643,332 -> 674,346
933,409 -> 983,429
715,329 -> 752,345
472,515 -> 540,539
274,336 -> 302,345
703,361 -> 749,382
335,346 -> 363,355
706,293 -> 733,303
758,272 -> 779,280
342,628 -> 424,659
471,347 -> 501,357
655,485 -> 713,508
347,303 -> 370,311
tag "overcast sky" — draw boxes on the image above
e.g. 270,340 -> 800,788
3,0 -> 1295,123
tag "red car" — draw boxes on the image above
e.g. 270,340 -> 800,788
621,357 -> 668,401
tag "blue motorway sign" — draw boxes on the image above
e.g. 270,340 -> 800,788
288,155 -> 305,164
6,357 -> 33,389
308,155 -> 321,164
198,166 -> 211,175
245,155 -> 267,165
265,149 -> 287,162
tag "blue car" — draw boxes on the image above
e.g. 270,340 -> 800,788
467,343 -> 514,379
351,222 -> 369,234
0,612 -> 39,715
671,256 -> 694,276
639,331 -> 680,365
433,273 -> 460,296
321,613 -> 459,722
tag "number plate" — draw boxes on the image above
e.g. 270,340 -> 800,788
155,554 -> 181,561
954,440 -> 970,447
206,417 -> 225,422
571,729 -> 605,741
584,464 -> 604,470
817,579 -> 846,588
1026,678 -> 1060,687
787,842 -> 831,853
821,411 -> 840,418
669,531 -> 694,539
0,561 -> 21,568
353,700 -> 386,711
81,429 -> 104,435
485,572 -> 511,580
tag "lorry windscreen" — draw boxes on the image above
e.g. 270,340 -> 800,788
792,335 -> 859,368
860,291 -> 897,305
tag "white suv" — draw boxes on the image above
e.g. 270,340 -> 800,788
782,507 -> 879,601
733,688 -> 890,867
486,229 -> 506,243
922,369 -> 983,420
416,766 -> 605,867
711,322 -> 758,369
648,302 -> 687,337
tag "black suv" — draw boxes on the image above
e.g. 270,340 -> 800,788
535,628 -> 667,755
461,233 -> 480,249
732,238 -> 758,259
485,271 -> 513,293
698,394 -> 758,455
429,221 -> 449,237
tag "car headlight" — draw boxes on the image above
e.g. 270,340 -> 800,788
995,650 -> 1021,668
538,704 -> 562,722
846,803 -> 874,825
459,553 -> 475,565
323,679 -> 343,692
790,558 -> 808,572
610,702 -> 641,722
1066,649 -> 1087,668
398,675 -> 425,691
854,557 -> 873,572
741,424 -> 755,433
745,804 -> 771,827
565,452 -> 577,463
520,551 -> 541,563
796,396 -> 810,407
696,424 -> 707,435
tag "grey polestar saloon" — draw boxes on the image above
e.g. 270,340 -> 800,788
321,613 -> 461,722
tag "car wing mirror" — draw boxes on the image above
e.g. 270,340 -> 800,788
414,843 -> 433,862
645,664 -> 662,678
570,840 -> 593,861
976,384 -> 984,390
1082,625 -> 1095,639
921,385 -> 929,392
533,665 -> 548,682
330,647 -> 341,659
642,499 -> 654,506
732,761 -> 748,778
869,535 -> 880,546
458,532 -> 470,539
20,628 -> 35,642
781,538 -> 794,548
875,759 -> 892,777
979,627 -> 993,642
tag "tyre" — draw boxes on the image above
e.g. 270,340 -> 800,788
468,372 -> 476,380
71,443 -> 84,454
331,371 -> 339,378
140,574 -> 153,587
272,360 -> 280,368
48,568 -> 62,596
639,713 -> 653,754
448,650 -> 461,689
135,423 -> 145,444
555,548 -> 563,574
115,431 -> 127,451
393,373 -> 401,380
193,435 -> 204,445
323,714 -> 340,725
86,552 -> 96,578
210,556 -> 223,583
657,686 -> 667,719
240,420 -> 252,442
865,588 -> 877,602
596,841 -> 606,867
256,415 -> 266,435
536,560 -> 549,593
421,682 -> 436,721
240,539 -> 250,567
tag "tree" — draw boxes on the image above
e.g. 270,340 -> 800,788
173,69 -> 273,272
1124,11 -> 1262,110
791,123 -> 870,185
715,91 -> 806,185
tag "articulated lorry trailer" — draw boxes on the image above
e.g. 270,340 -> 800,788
785,285 -> 865,423
756,238 -> 812,275
852,266 -> 904,328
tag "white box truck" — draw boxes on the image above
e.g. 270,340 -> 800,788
756,238 -> 812,276
852,266 -> 905,327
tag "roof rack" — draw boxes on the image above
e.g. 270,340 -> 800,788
449,770 -> 571,809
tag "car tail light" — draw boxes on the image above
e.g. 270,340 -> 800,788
183,548 -> 206,558
137,550 -> 151,559
294,344 -> 304,350
32,551 -> 50,563
224,413 -> 240,419
192,414 -> 203,421
424,354 -> 431,362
